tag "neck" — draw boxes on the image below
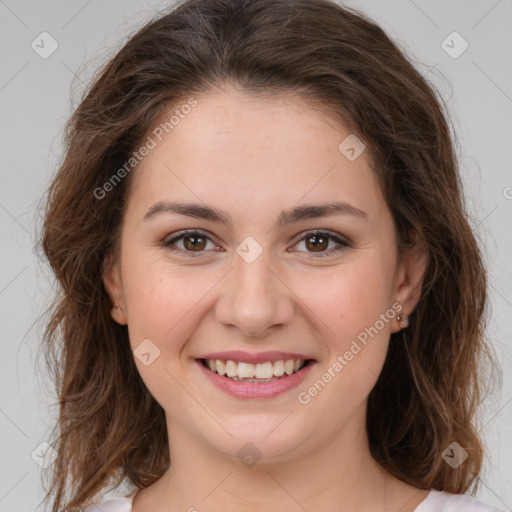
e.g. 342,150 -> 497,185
141,404 -> 415,512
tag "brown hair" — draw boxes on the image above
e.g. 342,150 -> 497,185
38,0 -> 500,510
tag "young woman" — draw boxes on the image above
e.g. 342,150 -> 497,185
39,0 -> 503,511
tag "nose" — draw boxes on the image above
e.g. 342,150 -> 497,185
215,247 -> 294,338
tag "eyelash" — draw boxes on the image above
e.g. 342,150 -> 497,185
162,229 -> 351,258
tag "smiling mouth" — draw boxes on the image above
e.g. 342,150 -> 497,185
199,358 -> 314,383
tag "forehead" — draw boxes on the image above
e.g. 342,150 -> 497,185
125,87 -> 385,227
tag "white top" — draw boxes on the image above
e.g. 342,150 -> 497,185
82,488 -> 506,511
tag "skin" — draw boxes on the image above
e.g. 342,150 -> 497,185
103,84 -> 429,512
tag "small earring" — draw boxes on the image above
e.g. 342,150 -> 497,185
397,315 -> 409,329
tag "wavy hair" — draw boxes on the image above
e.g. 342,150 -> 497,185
38,0 -> 500,510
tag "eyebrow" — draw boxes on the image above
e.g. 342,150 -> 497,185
143,200 -> 368,228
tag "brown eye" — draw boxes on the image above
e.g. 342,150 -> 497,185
163,229 -> 350,258
182,233 -> 207,251
304,233 -> 329,252
291,230 -> 350,258
163,230 -> 216,254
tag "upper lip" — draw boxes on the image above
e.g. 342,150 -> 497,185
197,351 -> 316,364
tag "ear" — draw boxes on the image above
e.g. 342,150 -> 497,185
392,233 -> 428,332
102,252 -> 128,325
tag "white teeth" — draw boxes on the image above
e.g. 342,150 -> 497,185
215,359 -> 225,376
237,362 -> 255,378
273,360 -> 285,376
204,358 -> 307,379
225,360 -> 237,377
255,362 -> 274,379
284,359 -> 294,375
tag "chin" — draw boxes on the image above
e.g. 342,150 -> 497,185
202,415 -> 312,465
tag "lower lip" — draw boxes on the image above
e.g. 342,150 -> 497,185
196,359 -> 316,399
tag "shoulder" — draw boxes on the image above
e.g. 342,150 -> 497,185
416,490 -> 506,512
81,489 -> 138,512
80,488 -> 506,512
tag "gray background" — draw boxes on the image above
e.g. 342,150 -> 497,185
0,0 -> 510,510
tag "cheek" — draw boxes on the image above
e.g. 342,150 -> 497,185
121,252 -> 192,333
293,256 -> 394,394
299,256 -> 394,335
121,258 -> 201,411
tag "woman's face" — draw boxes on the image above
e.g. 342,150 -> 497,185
104,86 -> 425,464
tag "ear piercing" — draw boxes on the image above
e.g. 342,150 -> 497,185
397,314 -> 409,329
